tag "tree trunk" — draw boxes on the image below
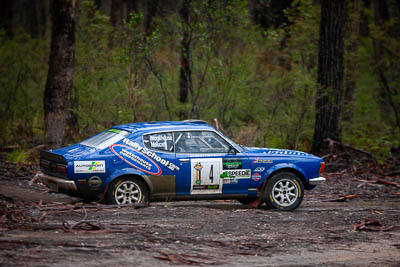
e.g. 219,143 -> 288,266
144,0 -> 159,36
312,0 -> 346,153
343,0 -> 361,128
11,0 -> 46,38
0,0 -> 14,38
372,0 -> 400,130
248,0 -> 293,29
110,0 -> 122,27
44,0 -> 76,148
178,0 -> 193,119
125,0 -> 137,19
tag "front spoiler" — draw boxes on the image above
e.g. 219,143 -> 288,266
38,172 -> 78,191
309,177 -> 326,185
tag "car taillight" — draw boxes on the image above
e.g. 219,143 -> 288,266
57,165 -> 67,173
319,162 -> 325,173
41,160 -> 50,168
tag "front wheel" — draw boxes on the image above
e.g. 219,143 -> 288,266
264,172 -> 304,211
106,176 -> 149,205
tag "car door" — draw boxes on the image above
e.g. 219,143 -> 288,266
174,131 -> 251,196
141,132 -> 178,198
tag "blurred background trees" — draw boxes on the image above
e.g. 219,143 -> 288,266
0,0 -> 399,162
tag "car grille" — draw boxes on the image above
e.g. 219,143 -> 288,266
40,150 -> 68,179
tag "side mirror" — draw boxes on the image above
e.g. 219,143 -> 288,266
228,146 -> 236,155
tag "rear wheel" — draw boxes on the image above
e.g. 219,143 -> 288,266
106,176 -> 148,205
264,172 -> 304,211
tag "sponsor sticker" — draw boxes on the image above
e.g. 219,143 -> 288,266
266,149 -> 307,156
222,158 -> 242,170
120,138 -> 180,171
193,185 -> 220,190
254,167 -> 265,172
74,161 -> 106,173
220,169 -> 251,179
251,157 -> 273,165
149,134 -> 172,141
252,173 -> 261,181
110,144 -> 162,175
223,178 -> 238,184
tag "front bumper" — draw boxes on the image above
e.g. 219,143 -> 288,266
309,177 -> 326,185
38,172 -> 78,192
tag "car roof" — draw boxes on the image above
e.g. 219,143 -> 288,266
112,120 -> 216,133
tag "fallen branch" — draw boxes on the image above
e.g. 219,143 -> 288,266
384,170 -> 400,176
40,202 -> 149,212
326,138 -> 376,159
376,179 -> 400,188
322,194 -> 357,202
353,218 -> 395,232
62,207 -> 103,232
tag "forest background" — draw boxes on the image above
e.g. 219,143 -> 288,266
0,0 -> 399,165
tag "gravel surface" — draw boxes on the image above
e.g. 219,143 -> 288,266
0,161 -> 399,266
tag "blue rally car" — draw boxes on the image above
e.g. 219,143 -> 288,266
39,120 -> 325,210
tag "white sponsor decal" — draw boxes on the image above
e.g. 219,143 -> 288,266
223,178 -> 238,184
120,148 -> 152,170
122,138 -> 180,171
149,134 -> 172,141
254,167 -> 265,172
74,161 -> 106,173
221,169 -> 251,179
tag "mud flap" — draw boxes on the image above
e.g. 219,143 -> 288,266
248,179 -> 269,208
248,197 -> 262,208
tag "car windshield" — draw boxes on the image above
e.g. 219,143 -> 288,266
80,129 -> 130,149
216,131 -> 245,153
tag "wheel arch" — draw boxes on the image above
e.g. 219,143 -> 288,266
102,170 -> 153,201
263,165 -> 307,189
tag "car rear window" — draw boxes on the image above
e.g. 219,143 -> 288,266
80,128 -> 130,149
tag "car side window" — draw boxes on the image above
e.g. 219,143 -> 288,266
143,132 -> 174,152
174,131 -> 230,153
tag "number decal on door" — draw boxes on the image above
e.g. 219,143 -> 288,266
209,165 -> 214,183
190,159 -> 222,194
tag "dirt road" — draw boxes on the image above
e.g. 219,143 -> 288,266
1,170 -> 399,266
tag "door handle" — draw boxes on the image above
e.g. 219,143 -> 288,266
179,159 -> 189,163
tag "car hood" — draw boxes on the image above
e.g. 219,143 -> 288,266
243,146 -> 316,158
50,144 -> 99,161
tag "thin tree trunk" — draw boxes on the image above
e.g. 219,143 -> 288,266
312,0 -> 346,153
33,0 -> 47,37
109,0 -> 122,47
125,0 -> 137,19
343,0 -> 361,129
372,0 -> 400,130
44,0 -> 76,148
248,0 -> 293,29
179,0 -> 193,119
0,0 -> 14,38
144,0 -> 159,36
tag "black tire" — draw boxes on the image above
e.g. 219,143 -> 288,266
264,172 -> 304,211
106,176 -> 149,205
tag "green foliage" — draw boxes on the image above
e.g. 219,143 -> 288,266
0,31 -> 49,146
0,0 -> 399,162
6,148 -> 31,163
